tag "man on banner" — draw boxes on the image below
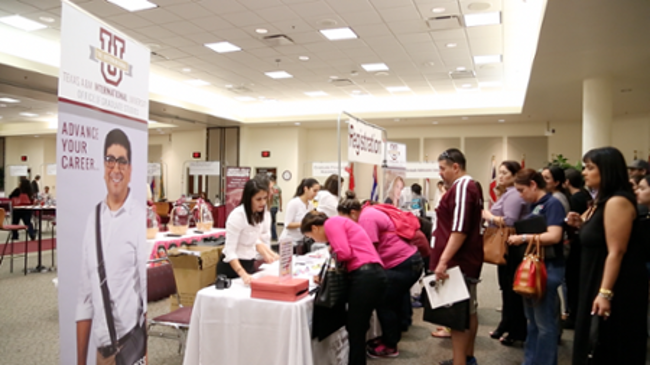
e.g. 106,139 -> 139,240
76,129 -> 147,365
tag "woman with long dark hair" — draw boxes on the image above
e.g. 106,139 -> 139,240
279,178 -> 319,243
316,174 -> 343,217
567,147 -> 647,364
482,161 -> 528,345
506,169 -> 566,365
216,178 -> 279,284
542,166 -> 571,213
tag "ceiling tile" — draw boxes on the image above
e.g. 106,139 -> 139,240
106,13 -> 154,29
370,0 -> 415,10
136,8 -> 183,24
238,0 -> 284,10
164,3 -> 213,20
79,1 -> 126,17
156,48 -> 190,60
259,6 -> 300,22
290,31 -> 324,44
334,39 -> 368,50
376,4 -> 421,22
271,18 -> 314,33
415,1 -> 461,18
212,28 -> 255,41
177,44 -> 216,56
247,47 -> 283,58
163,21 -> 205,36
325,0 -> 375,13
276,45 -> 310,55
396,33 -> 433,45
304,42 -> 337,53
340,10 -> 383,26
16,0 -> 60,11
0,0 -> 40,14
288,2 -> 335,17
182,31 -> 221,44
198,0 -> 248,14
137,25 -> 177,39
430,28 -> 466,41
191,16 -> 234,31
387,19 -> 429,35
162,36 -> 197,48
352,23 -> 392,38
224,11 -> 267,27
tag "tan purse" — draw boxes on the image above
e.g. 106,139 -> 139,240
513,235 -> 547,300
483,222 -> 514,265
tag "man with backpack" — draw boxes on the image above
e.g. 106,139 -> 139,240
430,149 -> 484,365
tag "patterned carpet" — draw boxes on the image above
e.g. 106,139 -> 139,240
0,228 -> 647,365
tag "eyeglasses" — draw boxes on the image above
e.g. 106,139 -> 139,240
104,155 -> 130,169
440,150 -> 455,162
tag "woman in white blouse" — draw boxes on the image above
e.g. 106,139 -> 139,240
316,174 -> 343,217
279,178 -> 320,243
217,178 -> 279,284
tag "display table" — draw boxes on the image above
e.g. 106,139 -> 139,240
183,256 -> 350,365
148,228 -> 226,262
13,205 -> 56,272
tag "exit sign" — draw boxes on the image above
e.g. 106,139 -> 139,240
261,151 -> 271,158
192,152 -> 201,159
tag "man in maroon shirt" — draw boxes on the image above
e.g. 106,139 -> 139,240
431,148 -> 484,365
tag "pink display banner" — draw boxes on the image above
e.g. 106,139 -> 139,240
225,167 -> 251,217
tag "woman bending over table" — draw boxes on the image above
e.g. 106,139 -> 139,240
301,194 -> 387,365
217,178 -> 279,284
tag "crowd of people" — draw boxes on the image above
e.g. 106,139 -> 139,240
218,146 -> 649,365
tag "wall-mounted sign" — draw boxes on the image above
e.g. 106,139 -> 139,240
147,163 -> 161,177
406,162 -> 440,178
385,142 -> 407,169
9,165 -> 28,176
21,155 -> 28,162
46,164 -> 57,176
189,161 -> 220,176
312,162 -> 350,177
261,151 -> 271,158
192,152 -> 201,159
348,118 -> 384,165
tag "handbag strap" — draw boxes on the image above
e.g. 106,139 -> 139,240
95,203 -> 120,350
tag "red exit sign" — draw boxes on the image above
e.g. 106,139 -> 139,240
261,151 -> 271,158
192,152 -> 201,159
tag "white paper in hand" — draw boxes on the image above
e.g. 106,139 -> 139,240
423,266 -> 470,309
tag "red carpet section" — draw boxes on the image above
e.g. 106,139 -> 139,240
0,239 -> 55,254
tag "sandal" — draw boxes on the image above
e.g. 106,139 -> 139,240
431,327 -> 451,338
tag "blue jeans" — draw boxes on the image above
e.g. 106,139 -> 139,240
270,207 -> 278,241
522,260 -> 564,365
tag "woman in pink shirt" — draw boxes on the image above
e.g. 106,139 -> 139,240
301,192 -> 387,365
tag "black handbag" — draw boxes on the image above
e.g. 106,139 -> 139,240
586,315 -> 602,365
314,253 -> 348,308
421,287 -> 470,331
95,204 -> 147,365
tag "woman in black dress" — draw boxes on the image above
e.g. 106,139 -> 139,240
566,147 -> 648,365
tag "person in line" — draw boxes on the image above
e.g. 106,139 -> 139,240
429,149 -> 483,365
9,179 -> 36,240
482,161 -> 528,346
506,169 -> 566,365
629,174 -> 643,192
567,147 -> 648,364
279,178 -> 319,244
410,183 -> 428,218
76,129 -> 147,365
562,168 -> 592,329
316,174 -> 343,217
358,200 -> 424,358
217,178 -> 279,284
268,175 -> 282,242
301,194 -> 387,365
542,166 -> 571,214
31,175 -> 40,200
384,175 -> 405,207
627,159 -> 649,178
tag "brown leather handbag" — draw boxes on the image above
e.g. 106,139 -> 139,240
483,223 -> 514,265
513,235 -> 547,300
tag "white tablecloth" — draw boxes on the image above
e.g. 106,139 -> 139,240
182,276 -> 349,365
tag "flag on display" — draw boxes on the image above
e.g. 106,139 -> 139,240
489,157 -> 497,208
345,163 -> 355,192
521,154 -> 526,169
150,178 -> 155,199
370,165 -> 379,201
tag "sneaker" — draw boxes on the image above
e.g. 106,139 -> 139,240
366,344 -> 399,359
439,357 -> 478,365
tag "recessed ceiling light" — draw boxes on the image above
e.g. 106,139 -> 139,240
394,118 -> 400,122
361,63 -> 389,72
0,15 -> 47,31
462,84 -> 473,88
474,54 -> 502,64
456,66 -> 467,71
386,86 -> 410,93
39,16 -> 55,23
265,71 -> 293,79
468,2 -> 492,11
185,79 -> 210,87
352,90 -> 361,94
432,121 -> 439,124
20,112 -> 38,117
462,117 -> 469,120
464,12 -> 501,27
205,41 -> 242,54
298,56 -> 310,61
225,84 -> 233,88
375,71 -> 390,76
235,96 -> 256,102
498,119 -> 505,123
305,91 -> 328,97
181,68 -> 191,72
0,98 -> 19,103
106,0 -> 158,12
319,27 -> 358,41
432,7 -> 446,13
256,28 -> 268,34
294,122 -> 301,126
446,43 -> 457,48
329,76 -> 339,79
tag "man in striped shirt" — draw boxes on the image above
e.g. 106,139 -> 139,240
431,148 -> 484,365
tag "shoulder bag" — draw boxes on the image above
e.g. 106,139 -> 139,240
513,234 -> 547,300
95,203 -> 147,365
314,253 -> 348,308
483,221 -> 514,265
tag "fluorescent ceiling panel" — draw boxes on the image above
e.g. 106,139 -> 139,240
106,0 -> 158,12
305,91 -> 328,97
386,86 -> 410,93
0,15 -> 47,32
185,79 -> 210,87
0,97 -> 20,103
205,41 -> 242,54
361,63 -> 389,72
319,27 -> 358,41
19,112 -> 39,117
464,12 -> 501,27
474,54 -> 502,64
265,71 -> 293,79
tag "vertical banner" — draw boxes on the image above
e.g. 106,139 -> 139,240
57,2 -> 149,365
347,118 -> 384,165
225,167 -> 251,217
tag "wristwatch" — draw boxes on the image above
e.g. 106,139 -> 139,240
598,288 -> 614,301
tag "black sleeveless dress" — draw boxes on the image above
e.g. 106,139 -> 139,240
573,192 -> 648,365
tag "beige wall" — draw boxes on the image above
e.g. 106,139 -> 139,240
508,136 -> 548,170
612,113 -> 650,162
5,136 -> 56,196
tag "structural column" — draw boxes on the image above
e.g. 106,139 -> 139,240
582,77 -> 612,155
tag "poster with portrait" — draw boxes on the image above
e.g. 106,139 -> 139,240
57,2 -> 149,365
382,168 -> 407,207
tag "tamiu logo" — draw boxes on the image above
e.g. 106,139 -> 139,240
388,143 -> 401,161
90,28 -> 133,86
